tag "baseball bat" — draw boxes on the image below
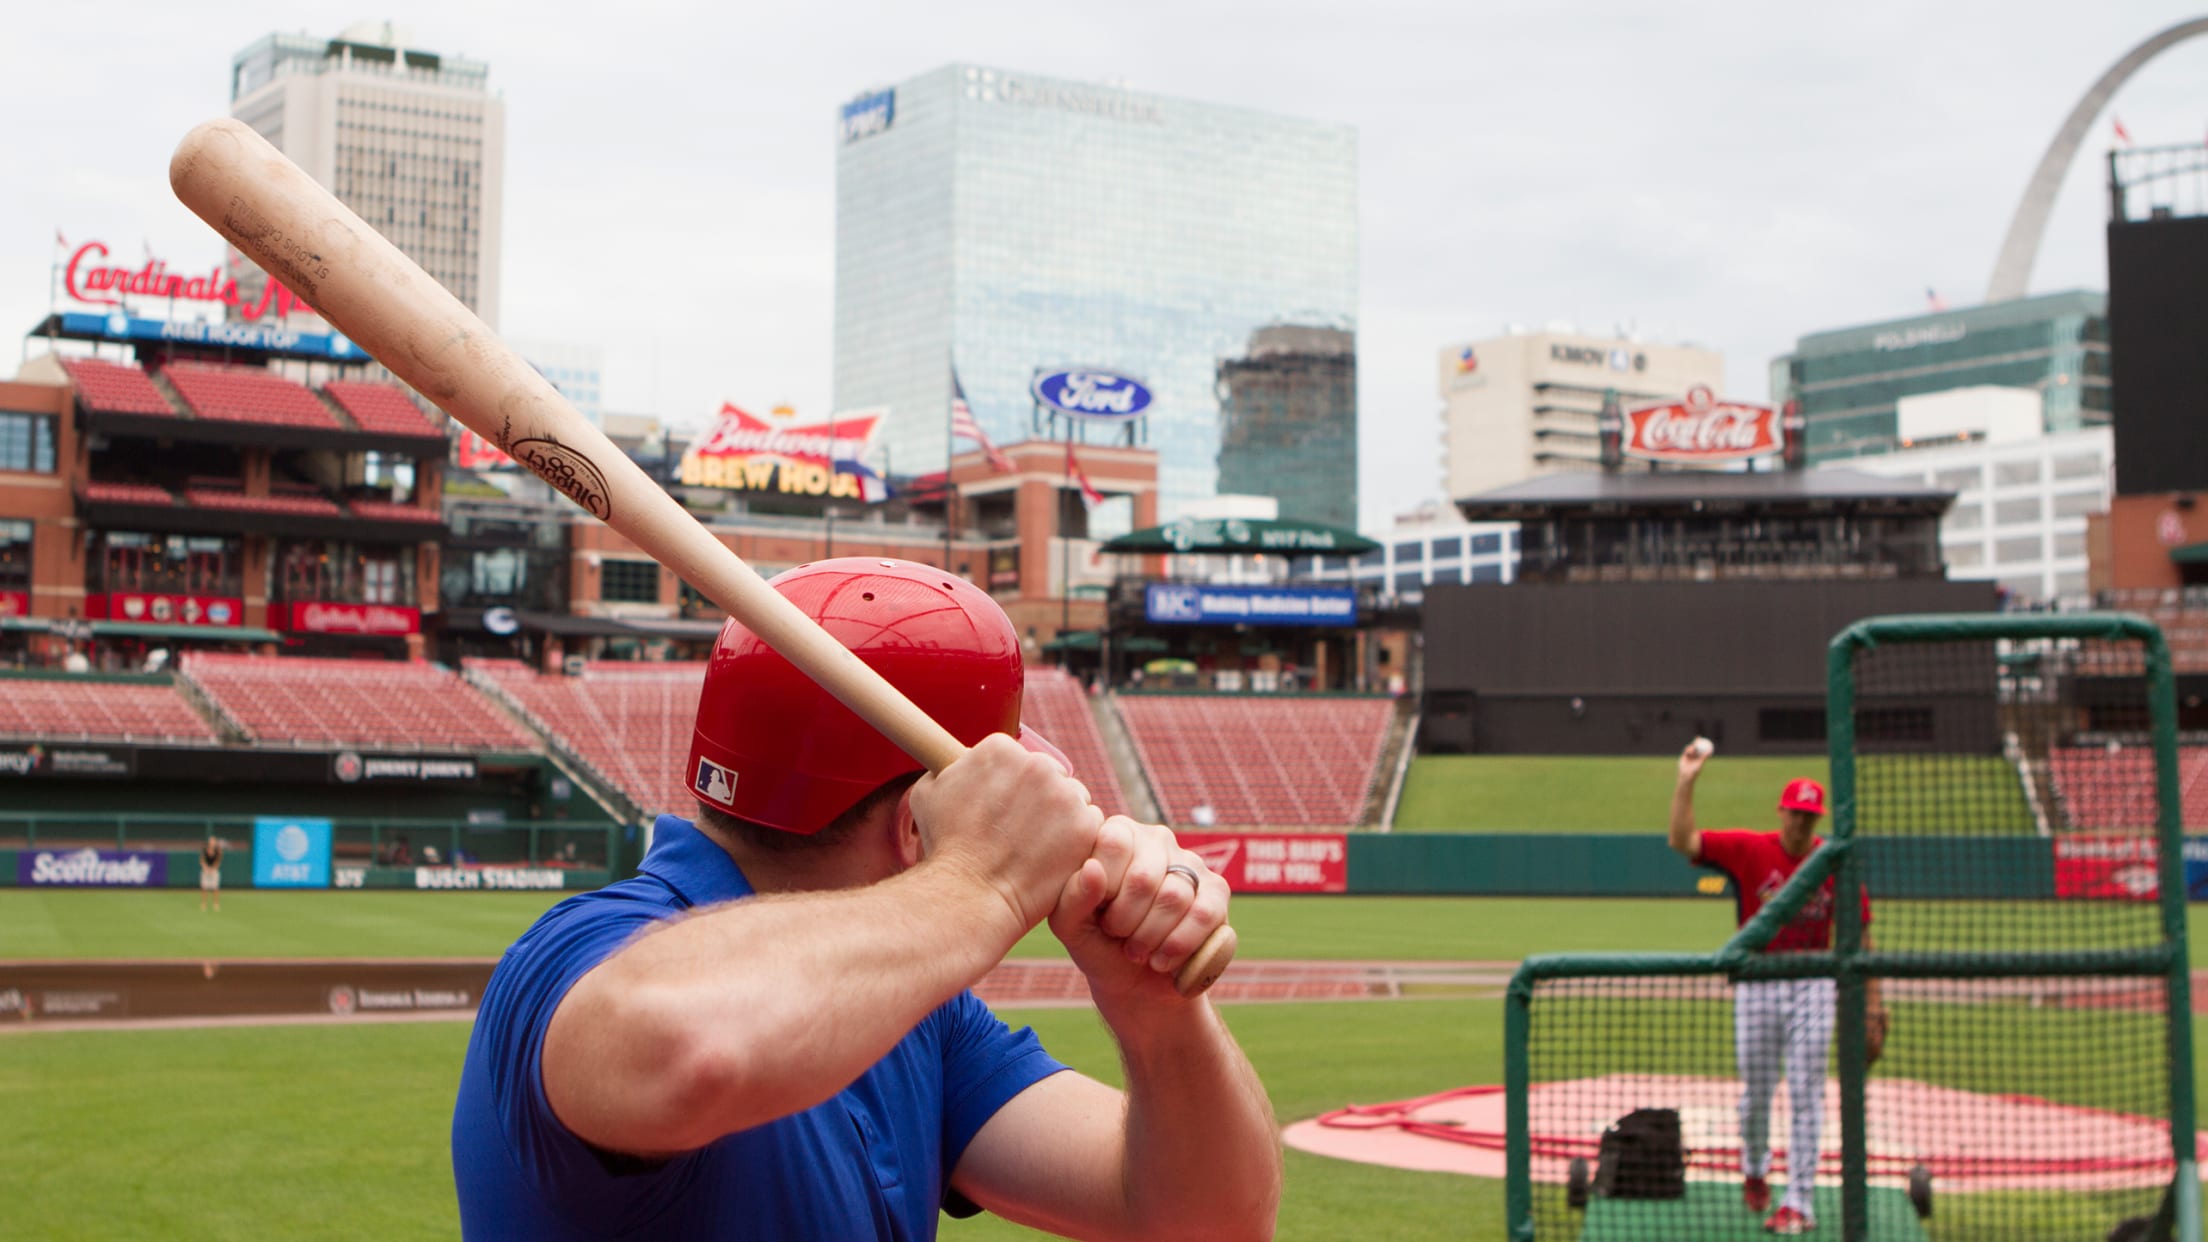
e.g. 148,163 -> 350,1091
168,117 -> 1234,997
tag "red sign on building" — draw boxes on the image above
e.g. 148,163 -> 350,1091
63,240 -> 307,323
86,593 -> 244,627
1177,832 -> 1349,894
1624,385 -> 1779,463
272,602 -> 421,636
0,592 -> 27,619
2053,835 -> 2160,901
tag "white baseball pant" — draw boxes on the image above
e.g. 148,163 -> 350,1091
1735,977 -> 1835,1217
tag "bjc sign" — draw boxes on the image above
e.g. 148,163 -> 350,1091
1624,385 -> 1778,463
1178,833 -> 1348,894
65,240 -> 306,323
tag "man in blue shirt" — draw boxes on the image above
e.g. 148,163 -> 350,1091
453,560 -> 1279,1240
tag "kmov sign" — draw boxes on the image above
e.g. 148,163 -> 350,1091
1144,584 -> 1358,626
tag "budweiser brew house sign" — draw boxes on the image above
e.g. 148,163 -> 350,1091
1624,385 -> 1778,464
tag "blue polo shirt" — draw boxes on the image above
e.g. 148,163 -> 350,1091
452,815 -> 1067,1240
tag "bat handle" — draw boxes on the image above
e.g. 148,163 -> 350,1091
1176,925 -> 1238,997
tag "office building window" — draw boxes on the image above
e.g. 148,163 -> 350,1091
1946,543 -> 1985,568
1470,563 -> 1503,584
599,559 -> 662,603
1472,533 -> 1501,555
1994,459 -> 2042,486
1431,537 -> 1462,559
1393,571 -> 1423,593
1432,564 -> 1463,585
0,412 -> 56,474
2052,453 -> 2102,480
1994,497 -> 2042,526
1393,541 -> 1423,564
1995,536 -> 2042,565
2053,531 -> 2088,559
0,519 -> 30,594
1934,467 -> 1981,493
2052,490 -> 2104,519
1947,504 -> 1983,531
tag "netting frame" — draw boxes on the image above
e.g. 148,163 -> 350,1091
1504,612 -> 2200,1242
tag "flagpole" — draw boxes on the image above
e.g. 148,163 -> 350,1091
944,359 -> 956,573
1062,417 -> 1073,646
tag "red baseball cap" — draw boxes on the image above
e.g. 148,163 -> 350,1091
1778,778 -> 1827,815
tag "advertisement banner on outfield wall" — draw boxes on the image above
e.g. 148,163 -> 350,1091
2053,836 -> 2160,901
253,817 -> 332,888
1177,833 -> 1348,894
16,848 -> 167,887
2185,838 -> 2208,899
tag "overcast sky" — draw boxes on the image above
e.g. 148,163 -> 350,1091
4,1 -> 2205,529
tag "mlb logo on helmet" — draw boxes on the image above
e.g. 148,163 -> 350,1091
1779,778 -> 1826,814
694,756 -> 737,806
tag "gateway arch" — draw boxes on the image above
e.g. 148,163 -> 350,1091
1985,16 -> 2208,303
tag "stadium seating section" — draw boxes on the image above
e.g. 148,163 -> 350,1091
0,679 -> 217,745
79,480 -> 174,506
184,488 -> 344,517
348,499 -> 439,523
1117,695 -> 1394,827
1020,668 -> 1128,818
2048,744 -> 2208,831
323,380 -> 443,438
470,660 -> 704,815
58,356 -> 176,416
183,653 -> 533,753
160,362 -> 340,429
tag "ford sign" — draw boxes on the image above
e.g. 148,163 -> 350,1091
1032,369 -> 1153,422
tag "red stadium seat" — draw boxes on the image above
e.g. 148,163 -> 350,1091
181,653 -> 534,753
184,488 -> 343,517
2047,744 -> 2208,831
468,659 -> 704,815
58,356 -> 178,417
0,678 -> 218,745
1115,694 -> 1394,828
79,480 -> 175,506
322,380 -> 444,438
160,362 -> 341,429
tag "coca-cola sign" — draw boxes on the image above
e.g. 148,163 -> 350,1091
1623,386 -> 1779,463
64,240 -> 307,323
274,602 -> 420,636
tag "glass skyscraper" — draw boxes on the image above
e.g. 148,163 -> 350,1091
1773,291 -> 2109,462
832,65 -> 1358,521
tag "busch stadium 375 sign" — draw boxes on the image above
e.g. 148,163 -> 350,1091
1624,385 -> 1778,463
678,405 -> 890,501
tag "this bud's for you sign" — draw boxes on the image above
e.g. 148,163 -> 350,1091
1177,833 -> 1349,894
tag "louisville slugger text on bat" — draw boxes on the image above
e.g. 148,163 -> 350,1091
167,116 -> 1235,996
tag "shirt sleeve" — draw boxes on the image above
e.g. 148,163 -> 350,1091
937,991 -> 1068,1213
474,894 -> 682,1221
1695,829 -> 1750,874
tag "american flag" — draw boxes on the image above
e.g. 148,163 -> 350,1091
950,368 -> 1013,473
1925,287 -> 1948,312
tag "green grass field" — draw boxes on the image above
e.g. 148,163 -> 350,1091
9,887 -> 2205,1239
1396,754 -> 1831,832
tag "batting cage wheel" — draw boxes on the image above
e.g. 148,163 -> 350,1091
1504,614 -> 2201,1242
1906,1163 -> 1931,1220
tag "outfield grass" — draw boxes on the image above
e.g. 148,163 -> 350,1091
1396,754 -> 1830,832
14,996 -> 2208,1241
0,890 -> 1741,963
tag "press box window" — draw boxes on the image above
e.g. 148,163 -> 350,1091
600,558 -> 661,603
0,411 -> 56,474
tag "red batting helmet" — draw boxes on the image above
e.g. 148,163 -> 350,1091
687,558 -> 1037,834
1778,778 -> 1827,816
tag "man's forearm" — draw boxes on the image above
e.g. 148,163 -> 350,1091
551,861 -> 1024,1151
1668,778 -> 1698,856
1112,1001 -> 1280,1242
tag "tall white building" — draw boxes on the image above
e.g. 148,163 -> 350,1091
229,22 -> 504,326
1823,387 -> 2112,604
1436,331 -> 1725,498
511,339 -> 605,427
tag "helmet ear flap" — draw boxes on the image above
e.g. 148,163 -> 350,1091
685,558 -> 1026,835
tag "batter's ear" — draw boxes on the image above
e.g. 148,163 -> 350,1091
892,789 -> 923,869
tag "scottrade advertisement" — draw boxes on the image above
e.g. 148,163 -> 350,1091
253,817 -> 333,889
17,848 -> 167,887
1144,584 -> 1358,627
1177,833 -> 1348,894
